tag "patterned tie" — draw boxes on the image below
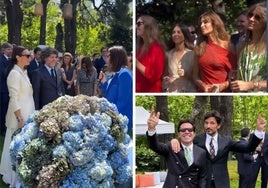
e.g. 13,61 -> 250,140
210,137 -> 215,159
185,147 -> 191,165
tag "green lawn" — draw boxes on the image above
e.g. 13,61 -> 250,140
0,135 -> 262,187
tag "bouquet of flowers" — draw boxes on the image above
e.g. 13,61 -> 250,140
10,95 -> 132,187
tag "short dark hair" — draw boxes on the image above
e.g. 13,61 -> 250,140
177,119 -> 195,132
240,127 -> 250,138
33,47 -> 42,54
204,110 -> 222,125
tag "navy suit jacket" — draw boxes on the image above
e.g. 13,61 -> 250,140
147,132 -> 207,188
27,59 -> 42,82
0,55 -> 9,93
31,66 -> 64,110
261,132 -> 268,165
94,56 -> 106,75
235,138 -> 255,175
194,133 -> 262,188
99,68 -> 132,133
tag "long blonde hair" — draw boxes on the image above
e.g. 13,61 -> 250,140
195,11 -> 230,56
246,2 -> 266,55
136,15 -> 165,58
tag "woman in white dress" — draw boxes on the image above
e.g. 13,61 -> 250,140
163,24 -> 197,92
0,46 -> 35,187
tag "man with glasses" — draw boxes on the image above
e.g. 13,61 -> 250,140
146,107 -> 207,188
171,110 -> 264,188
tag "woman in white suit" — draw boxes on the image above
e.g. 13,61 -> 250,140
0,46 -> 35,187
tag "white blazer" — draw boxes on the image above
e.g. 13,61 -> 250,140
5,65 -> 35,129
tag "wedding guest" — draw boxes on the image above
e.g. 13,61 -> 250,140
231,10 -> 249,48
230,2 -> 267,92
250,114 -> 268,188
146,107 -> 207,188
27,46 -> 42,82
76,56 -> 98,96
0,46 -> 35,187
163,24 -> 196,92
31,47 -> 64,110
171,110 -> 264,188
0,42 -> 13,136
136,15 -> 165,92
193,11 -> 237,92
61,52 -> 76,96
99,46 -> 132,134
236,127 -> 257,188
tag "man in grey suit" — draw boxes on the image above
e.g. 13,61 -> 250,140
147,108 -> 207,188
171,110 -> 264,188
31,47 -> 64,110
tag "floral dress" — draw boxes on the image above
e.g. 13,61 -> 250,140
239,44 -> 266,84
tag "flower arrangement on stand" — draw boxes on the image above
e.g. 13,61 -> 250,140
10,95 -> 132,187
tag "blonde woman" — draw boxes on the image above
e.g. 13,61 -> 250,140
230,2 -> 267,92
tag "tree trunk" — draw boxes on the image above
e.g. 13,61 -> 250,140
155,96 -> 170,170
40,0 -> 50,45
190,96 -> 209,134
64,0 -> 78,55
55,23 -> 63,52
210,96 -> 233,136
5,0 -> 23,45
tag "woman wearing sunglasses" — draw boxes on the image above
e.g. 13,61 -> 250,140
230,2 -> 266,92
0,45 -> 35,187
136,15 -> 166,92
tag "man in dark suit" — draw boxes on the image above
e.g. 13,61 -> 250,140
0,42 -> 13,136
236,127 -> 257,188
27,47 -> 42,82
171,110 -> 263,188
94,47 -> 107,77
31,47 -> 64,110
250,114 -> 268,188
230,10 -> 248,48
147,108 -> 207,188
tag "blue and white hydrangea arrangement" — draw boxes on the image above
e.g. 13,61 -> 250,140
10,95 -> 132,187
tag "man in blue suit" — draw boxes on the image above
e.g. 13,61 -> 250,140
27,47 -> 42,82
31,47 -> 64,110
0,43 -> 13,136
94,47 -> 107,77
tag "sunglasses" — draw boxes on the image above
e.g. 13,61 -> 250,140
136,21 -> 144,27
21,54 -> 31,58
248,12 -> 261,21
179,128 -> 194,132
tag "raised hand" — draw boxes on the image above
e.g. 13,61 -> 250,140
147,107 -> 160,131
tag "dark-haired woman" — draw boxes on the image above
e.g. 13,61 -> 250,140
0,46 -> 35,187
163,24 -> 197,92
76,56 -> 98,96
99,46 -> 132,134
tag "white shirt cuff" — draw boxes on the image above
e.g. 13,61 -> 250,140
254,130 -> 264,139
148,129 -> 156,136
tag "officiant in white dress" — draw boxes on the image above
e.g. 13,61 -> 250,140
0,46 -> 35,187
